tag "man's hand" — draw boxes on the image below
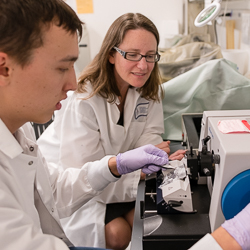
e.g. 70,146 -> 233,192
116,144 -> 169,175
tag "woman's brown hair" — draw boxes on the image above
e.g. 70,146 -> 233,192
77,13 -> 163,102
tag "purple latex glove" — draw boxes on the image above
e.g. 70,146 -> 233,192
116,144 -> 169,175
222,203 -> 250,250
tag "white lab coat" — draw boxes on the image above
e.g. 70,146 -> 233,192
0,119 -> 118,250
38,83 -> 164,247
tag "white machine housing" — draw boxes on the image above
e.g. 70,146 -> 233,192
199,110 -> 250,231
161,176 -> 193,213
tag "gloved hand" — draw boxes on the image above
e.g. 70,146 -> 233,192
116,144 -> 169,175
222,203 -> 250,250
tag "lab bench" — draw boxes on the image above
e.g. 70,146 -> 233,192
130,141 -> 211,250
130,180 -> 211,250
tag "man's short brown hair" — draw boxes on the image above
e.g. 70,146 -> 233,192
0,0 -> 82,66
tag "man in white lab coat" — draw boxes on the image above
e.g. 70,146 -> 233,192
0,1 -> 169,249
0,1 -> 248,250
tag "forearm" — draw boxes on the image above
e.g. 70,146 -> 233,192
212,227 -> 242,250
49,156 -> 119,217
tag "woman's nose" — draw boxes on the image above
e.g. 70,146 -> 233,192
136,57 -> 148,70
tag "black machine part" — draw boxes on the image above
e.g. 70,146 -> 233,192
187,136 -> 220,182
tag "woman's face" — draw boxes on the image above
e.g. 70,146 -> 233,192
109,28 -> 157,93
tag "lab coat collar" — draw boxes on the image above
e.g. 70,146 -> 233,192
0,119 -> 23,159
114,86 -> 141,106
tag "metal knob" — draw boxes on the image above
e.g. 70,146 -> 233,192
203,168 -> 210,176
213,154 -> 220,164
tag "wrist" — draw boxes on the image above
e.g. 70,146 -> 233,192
108,157 -> 121,177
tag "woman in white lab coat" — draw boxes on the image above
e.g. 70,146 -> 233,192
38,13 -> 185,250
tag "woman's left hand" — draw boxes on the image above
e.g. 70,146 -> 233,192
169,149 -> 186,161
155,141 -> 171,154
155,141 -> 186,160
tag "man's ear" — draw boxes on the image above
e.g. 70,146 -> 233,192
0,52 -> 10,86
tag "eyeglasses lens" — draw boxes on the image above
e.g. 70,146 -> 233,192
125,53 -> 159,62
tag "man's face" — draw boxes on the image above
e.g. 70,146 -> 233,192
7,24 -> 79,127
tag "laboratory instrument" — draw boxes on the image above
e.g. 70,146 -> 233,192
137,110 -> 250,250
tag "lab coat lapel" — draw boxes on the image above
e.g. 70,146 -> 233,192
123,88 -> 140,131
35,156 -> 61,223
106,102 -> 126,150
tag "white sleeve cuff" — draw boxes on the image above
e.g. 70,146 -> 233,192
188,234 -> 223,250
87,155 -> 119,191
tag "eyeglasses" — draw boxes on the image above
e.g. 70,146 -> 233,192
113,47 -> 160,63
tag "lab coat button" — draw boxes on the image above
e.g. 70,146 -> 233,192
51,208 -> 54,213
29,146 -> 34,151
28,161 -> 33,165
